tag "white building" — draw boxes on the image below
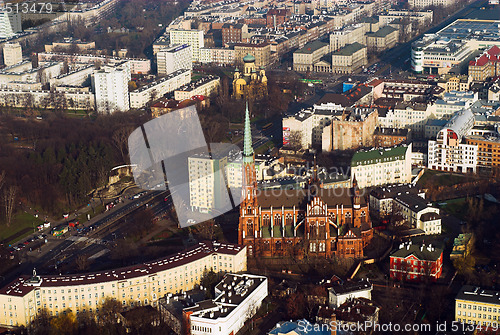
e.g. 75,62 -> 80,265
328,279 -> 372,308
129,69 -> 191,109
157,44 -> 192,76
351,144 -> 413,189
174,75 -> 220,101
3,42 -> 22,66
0,242 -> 247,327
369,184 -> 425,218
435,91 -> 478,120
0,11 -> 21,38
428,108 -> 477,173
185,273 -> 268,335
169,29 -> 204,62
93,62 -> 131,113
394,194 -> 441,234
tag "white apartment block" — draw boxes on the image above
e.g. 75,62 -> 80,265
0,62 -> 63,86
157,44 -> 192,76
93,62 -> 131,113
328,279 -> 372,309
409,0 -> 455,8
129,69 -> 191,109
169,29 -> 204,62
188,152 -> 229,213
0,89 -> 95,110
293,40 -> 329,72
351,144 -> 413,189
393,194 -> 441,234
0,11 -> 21,38
435,91 -> 478,120
3,42 -> 22,67
378,102 -> 436,137
428,108 -> 478,173
199,48 -> 236,66
174,75 -> 220,101
0,242 -> 246,327
186,274 -> 268,335
329,23 -> 367,52
49,65 -> 95,87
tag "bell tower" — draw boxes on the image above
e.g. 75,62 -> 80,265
238,102 -> 259,248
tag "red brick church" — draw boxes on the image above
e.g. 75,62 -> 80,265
238,105 -> 373,258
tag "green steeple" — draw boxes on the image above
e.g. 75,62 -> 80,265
243,101 -> 254,161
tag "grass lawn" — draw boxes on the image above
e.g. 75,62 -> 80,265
417,170 -> 467,187
255,141 -> 275,154
439,197 -> 467,219
0,212 -> 44,245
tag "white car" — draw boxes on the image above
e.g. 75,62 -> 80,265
186,219 -> 197,225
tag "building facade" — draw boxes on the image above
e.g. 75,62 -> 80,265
92,62 -> 131,113
428,108 -> 477,173
0,242 -> 246,327
185,274 -> 267,335
157,44 -> 192,76
468,45 -> 500,82
169,30 -> 205,62
330,43 -> 367,74
350,144 -> 413,189
455,286 -> 500,326
390,242 -> 443,282
2,42 -> 22,67
232,54 -> 267,101
239,105 -> 373,259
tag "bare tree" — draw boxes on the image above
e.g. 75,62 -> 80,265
287,130 -> 302,152
76,254 -> 90,271
112,126 -> 134,163
3,185 -> 18,226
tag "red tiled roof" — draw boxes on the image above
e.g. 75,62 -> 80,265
469,46 -> 500,67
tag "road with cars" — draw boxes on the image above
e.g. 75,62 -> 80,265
1,189 -> 171,287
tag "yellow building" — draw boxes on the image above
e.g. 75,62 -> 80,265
0,242 -> 246,327
232,54 -> 268,100
455,285 -> 500,326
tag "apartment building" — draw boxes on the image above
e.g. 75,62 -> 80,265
468,45 -> 500,82
378,10 -> 433,28
350,144 -> 413,189
390,242 -> 443,281
293,40 -> 329,72
328,279 -> 372,308
330,42 -> 367,74
329,23 -> 367,52
455,286 -> 500,326
44,39 -> 96,53
174,75 -> 220,101
409,0 -> 456,8
378,102 -> 435,138
0,10 -> 21,38
0,242 -> 247,327
185,274 -> 267,335
393,194 -> 441,234
221,23 -> 248,45
234,43 -> 272,68
428,108 -> 478,173
366,26 -> 399,53
450,233 -> 473,260
374,128 -> 410,148
129,69 -> 191,109
157,44 -> 192,76
50,65 -> 95,87
2,42 -> 22,67
437,75 -> 472,93
435,91 -> 478,120
369,184 -> 425,218
169,29 -> 205,62
93,62 -> 131,113
188,149 -> 232,213
465,135 -> 500,169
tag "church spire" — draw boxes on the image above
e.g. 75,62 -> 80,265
243,101 -> 254,160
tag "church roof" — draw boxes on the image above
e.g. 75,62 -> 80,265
255,187 -> 365,209
243,54 -> 256,62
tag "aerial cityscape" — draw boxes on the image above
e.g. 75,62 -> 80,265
0,0 -> 499,333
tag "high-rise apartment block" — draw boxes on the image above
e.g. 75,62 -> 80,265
93,62 -> 131,113
156,44 -> 192,76
3,42 -> 22,66
169,30 -> 204,62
